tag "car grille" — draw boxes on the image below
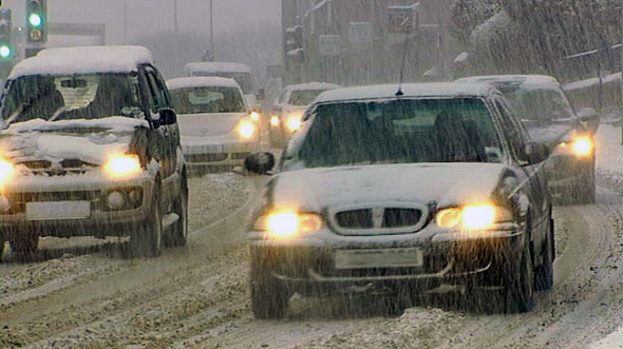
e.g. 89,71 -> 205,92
18,159 -> 97,176
187,153 -> 228,163
329,203 -> 429,236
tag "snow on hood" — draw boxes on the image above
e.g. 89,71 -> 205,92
0,117 -> 147,165
522,119 -> 578,145
177,112 -> 244,138
271,163 -> 506,211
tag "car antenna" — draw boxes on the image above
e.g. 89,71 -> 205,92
395,25 -> 411,97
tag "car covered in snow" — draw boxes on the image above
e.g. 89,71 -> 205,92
456,75 -> 597,203
183,62 -> 261,113
268,82 -> 341,148
244,82 -> 555,318
0,46 -> 188,261
166,76 -> 260,174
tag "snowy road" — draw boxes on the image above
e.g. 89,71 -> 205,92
1,126 -> 623,349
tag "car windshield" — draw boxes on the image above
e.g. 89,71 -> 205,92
288,89 -> 328,106
170,86 -> 246,114
282,97 -> 504,170
191,72 -> 253,95
1,73 -> 140,125
498,85 -> 574,121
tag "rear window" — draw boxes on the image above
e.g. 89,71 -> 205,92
170,86 -> 246,114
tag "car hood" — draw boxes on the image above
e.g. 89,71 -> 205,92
177,112 -> 245,137
269,163 -> 507,211
0,117 -> 147,167
522,119 -> 579,145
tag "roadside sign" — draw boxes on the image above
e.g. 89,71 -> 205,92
319,35 -> 341,56
388,6 -> 418,33
348,22 -> 373,44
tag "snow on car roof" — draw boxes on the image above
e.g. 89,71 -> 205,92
315,82 -> 497,104
285,82 -> 341,91
456,75 -> 561,89
183,62 -> 251,74
166,76 -> 241,90
8,46 -> 154,79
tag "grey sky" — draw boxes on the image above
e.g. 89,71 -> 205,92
2,0 -> 281,46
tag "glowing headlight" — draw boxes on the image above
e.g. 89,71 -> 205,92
237,120 -> 256,139
270,115 -> 280,127
249,111 -> 260,121
253,210 -> 323,239
286,114 -> 303,132
104,154 -> 141,179
436,203 -> 512,231
572,136 -> 593,157
0,157 -> 15,187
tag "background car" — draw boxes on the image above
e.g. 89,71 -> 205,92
0,45 -> 188,261
268,81 -> 340,148
245,82 -> 554,319
456,75 -> 598,204
167,76 -> 260,175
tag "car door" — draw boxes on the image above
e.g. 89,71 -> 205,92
139,65 -> 181,202
492,96 -> 550,246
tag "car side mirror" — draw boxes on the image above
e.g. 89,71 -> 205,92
158,108 -> 177,126
523,142 -> 550,165
244,152 -> 275,175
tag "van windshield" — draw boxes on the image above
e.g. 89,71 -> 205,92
192,72 -> 254,95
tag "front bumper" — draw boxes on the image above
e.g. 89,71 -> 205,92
0,172 -> 155,239
249,225 -> 525,294
183,140 -> 259,172
545,154 -> 593,193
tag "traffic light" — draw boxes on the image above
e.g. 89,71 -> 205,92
26,0 -> 47,43
285,25 -> 304,63
0,8 -> 14,59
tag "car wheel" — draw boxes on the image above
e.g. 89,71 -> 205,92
10,232 -> 39,263
535,218 -> 555,291
166,182 -> 188,247
503,238 -> 535,313
250,253 -> 289,319
128,191 -> 163,258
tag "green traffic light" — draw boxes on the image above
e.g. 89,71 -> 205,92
0,44 -> 12,58
28,13 -> 42,27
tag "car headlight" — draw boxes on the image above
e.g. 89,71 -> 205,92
237,119 -> 256,139
270,115 -> 280,127
554,134 -> 594,157
249,111 -> 261,121
571,135 -> 593,157
253,210 -> 323,239
436,203 -> 513,230
286,114 -> 303,132
0,157 -> 15,188
103,154 -> 141,179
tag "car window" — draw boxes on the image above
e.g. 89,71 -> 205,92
283,97 -> 504,170
170,87 -> 246,114
1,73 -> 140,124
493,98 -> 530,159
288,89 -> 327,106
501,85 -> 574,121
144,66 -> 169,112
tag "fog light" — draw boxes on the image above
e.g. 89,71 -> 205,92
128,189 -> 142,206
106,191 -> 126,210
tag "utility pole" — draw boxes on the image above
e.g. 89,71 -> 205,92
210,0 -> 213,51
620,0 -> 623,144
174,0 -> 178,35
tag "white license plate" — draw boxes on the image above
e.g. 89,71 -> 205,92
26,201 -> 91,221
335,248 -> 424,269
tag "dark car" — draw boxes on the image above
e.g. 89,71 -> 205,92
456,75 -> 598,203
244,82 -> 554,318
0,46 -> 188,261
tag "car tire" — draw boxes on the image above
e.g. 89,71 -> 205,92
503,238 -> 535,313
166,183 -> 188,247
128,191 -> 163,258
250,253 -> 289,319
535,218 -> 555,291
10,232 -> 39,263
